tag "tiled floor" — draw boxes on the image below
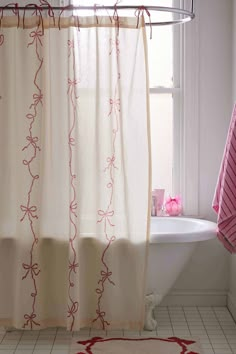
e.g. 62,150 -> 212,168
0,306 -> 235,353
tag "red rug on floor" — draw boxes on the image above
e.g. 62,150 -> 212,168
70,336 -> 202,353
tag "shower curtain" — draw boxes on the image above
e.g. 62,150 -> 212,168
0,13 -> 151,331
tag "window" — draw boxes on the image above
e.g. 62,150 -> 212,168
148,0 -> 199,216
70,0 -> 194,209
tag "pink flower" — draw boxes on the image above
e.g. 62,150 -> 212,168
165,195 -> 182,216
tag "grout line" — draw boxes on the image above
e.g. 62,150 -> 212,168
167,306 -> 174,336
49,327 -> 59,354
13,329 -> 24,354
31,329 -> 41,354
197,306 -> 215,354
0,328 -> 7,344
226,306 -> 236,325
183,308 -> 208,354
182,306 -> 192,335
155,312 -> 158,338
212,307 -> 234,354
170,306 -> 184,335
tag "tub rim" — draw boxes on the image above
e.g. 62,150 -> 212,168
150,216 -> 217,243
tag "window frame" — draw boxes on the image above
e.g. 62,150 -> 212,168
180,0 -> 200,216
148,0 -> 182,203
149,0 -> 200,216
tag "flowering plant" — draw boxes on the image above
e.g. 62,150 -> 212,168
165,195 -> 182,216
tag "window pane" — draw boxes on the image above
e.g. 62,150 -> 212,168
72,0 -> 174,88
71,0 -> 174,18
148,26 -> 173,88
150,94 -> 173,197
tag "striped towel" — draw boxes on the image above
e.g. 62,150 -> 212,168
212,104 -> 236,253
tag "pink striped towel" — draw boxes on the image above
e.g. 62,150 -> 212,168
212,104 -> 236,253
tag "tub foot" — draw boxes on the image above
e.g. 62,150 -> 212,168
144,293 -> 163,331
4,327 -> 14,332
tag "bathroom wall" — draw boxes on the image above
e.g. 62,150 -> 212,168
230,256 -> 236,318
163,0 -> 233,306
0,0 -> 234,308
228,0 -> 236,320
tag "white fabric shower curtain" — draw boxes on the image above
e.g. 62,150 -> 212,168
0,14 -> 151,331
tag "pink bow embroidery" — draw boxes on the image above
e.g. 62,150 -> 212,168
108,97 -> 120,116
31,93 -> 43,107
20,205 -> 38,222
22,135 -> 40,151
28,29 -> 43,46
93,309 -> 110,328
67,78 -> 78,93
22,262 -> 40,280
23,313 -> 40,329
104,155 -> 118,172
99,270 -> 115,285
97,209 -> 114,226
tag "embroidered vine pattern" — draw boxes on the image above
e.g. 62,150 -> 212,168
20,27 -> 43,330
67,38 -> 79,331
92,35 -> 121,330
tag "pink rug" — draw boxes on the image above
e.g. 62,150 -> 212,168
70,336 -> 203,353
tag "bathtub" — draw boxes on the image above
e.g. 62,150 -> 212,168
146,216 -> 217,301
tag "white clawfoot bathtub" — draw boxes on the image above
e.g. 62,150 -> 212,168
144,216 -> 217,330
147,216 -> 217,298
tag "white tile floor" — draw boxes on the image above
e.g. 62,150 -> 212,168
0,306 -> 235,354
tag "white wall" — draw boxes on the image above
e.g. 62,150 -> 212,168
198,0 -> 233,222
164,0 -> 233,305
229,256 -> 236,317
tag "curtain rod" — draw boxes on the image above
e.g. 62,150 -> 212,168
0,3 -> 195,26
